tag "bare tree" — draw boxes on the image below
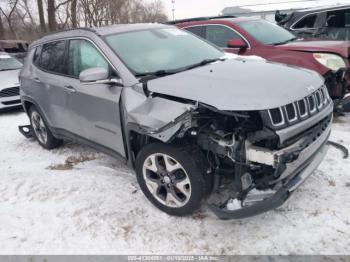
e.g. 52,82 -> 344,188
0,0 -> 20,38
71,0 -> 78,27
0,12 -> 5,39
47,0 -> 56,31
0,0 -> 168,39
37,0 -> 46,33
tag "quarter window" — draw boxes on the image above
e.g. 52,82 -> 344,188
204,25 -> 243,48
40,41 -> 67,74
33,45 -> 42,67
68,39 -> 109,78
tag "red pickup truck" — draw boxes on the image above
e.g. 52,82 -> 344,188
173,16 -> 350,112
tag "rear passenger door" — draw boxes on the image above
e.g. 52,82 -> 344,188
65,39 -> 125,157
31,40 -> 73,130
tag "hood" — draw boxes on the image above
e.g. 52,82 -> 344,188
0,69 -> 20,90
277,40 -> 350,57
147,59 -> 324,111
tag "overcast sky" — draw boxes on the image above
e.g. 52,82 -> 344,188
150,0 -> 350,20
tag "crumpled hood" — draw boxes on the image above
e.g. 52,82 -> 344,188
147,59 -> 324,111
0,69 -> 20,90
277,40 -> 349,58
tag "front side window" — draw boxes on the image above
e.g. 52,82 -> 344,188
0,54 -> 22,71
238,20 -> 296,45
104,27 -> 223,75
293,14 -> 317,29
68,39 -> 109,78
40,40 -> 67,74
205,25 -> 243,48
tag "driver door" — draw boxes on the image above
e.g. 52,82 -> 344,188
64,39 -> 125,157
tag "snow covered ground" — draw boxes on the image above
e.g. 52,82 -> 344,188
0,110 -> 349,255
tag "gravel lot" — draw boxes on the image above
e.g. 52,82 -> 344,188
0,110 -> 349,255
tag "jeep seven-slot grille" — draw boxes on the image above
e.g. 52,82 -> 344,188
265,86 -> 330,129
0,86 -> 20,98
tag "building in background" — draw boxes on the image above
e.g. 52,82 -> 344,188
222,0 -> 349,22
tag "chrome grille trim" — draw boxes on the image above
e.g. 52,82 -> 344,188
268,107 -> 285,127
307,95 -> 317,114
297,99 -> 308,118
267,86 -> 330,128
315,90 -> 323,109
285,103 -> 298,123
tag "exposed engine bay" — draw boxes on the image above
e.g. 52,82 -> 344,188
125,84 -> 334,219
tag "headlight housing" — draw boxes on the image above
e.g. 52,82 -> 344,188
313,53 -> 346,71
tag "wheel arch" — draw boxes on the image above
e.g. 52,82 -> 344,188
127,128 -> 163,168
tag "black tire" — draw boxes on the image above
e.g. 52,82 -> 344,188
135,143 -> 209,216
29,106 -> 63,150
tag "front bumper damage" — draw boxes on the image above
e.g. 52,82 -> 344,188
325,68 -> 350,113
208,111 -> 332,220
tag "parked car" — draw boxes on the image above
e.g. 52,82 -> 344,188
20,24 -> 333,219
0,40 -> 29,62
0,52 -> 22,111
275,5 -> 350,41
174,16 -> 350,112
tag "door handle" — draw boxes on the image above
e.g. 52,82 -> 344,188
33,77 -> 41,83
64,85 -> 77,93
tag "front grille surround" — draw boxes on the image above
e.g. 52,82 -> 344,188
261,85 -> 331,130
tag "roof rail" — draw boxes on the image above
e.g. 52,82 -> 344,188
42,27 -> 98,38
166,15 -> 236,25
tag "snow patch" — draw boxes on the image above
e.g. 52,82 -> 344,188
226,199 -> 242,211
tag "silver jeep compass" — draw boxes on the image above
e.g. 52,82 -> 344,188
20,24 -> 333,219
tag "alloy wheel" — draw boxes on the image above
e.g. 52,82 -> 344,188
142,153 -> 192,208
31,111 -> 48,145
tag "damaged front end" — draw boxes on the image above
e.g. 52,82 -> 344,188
123,83 -> 333,219
324,68 -> 350,113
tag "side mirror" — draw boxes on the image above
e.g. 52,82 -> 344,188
227,39 -> 248,49
79,67 -> 123,86
79,67 -> 109,83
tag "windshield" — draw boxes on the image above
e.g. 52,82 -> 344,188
0,55 -> 23,71
104,27 -> 224,76
238,20 -> 296,45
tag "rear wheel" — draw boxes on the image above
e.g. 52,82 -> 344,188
29,106 -> 63,149
135,143 -> 209,216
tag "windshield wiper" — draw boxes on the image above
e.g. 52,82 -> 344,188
136,69 -> 179,82
272,37 -> 298,45
136,58 -> 225,82
184,58 -> 226,71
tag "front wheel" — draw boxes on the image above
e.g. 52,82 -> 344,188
135,143 -> 209,216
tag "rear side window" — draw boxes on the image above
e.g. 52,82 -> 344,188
67,39 -> 109,78
204,25 -> 243,48
293,14 -> 317,29
40,41 -> 67,74
326,9 -> 350,27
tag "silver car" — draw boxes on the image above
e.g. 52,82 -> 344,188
0,52 -> 22,111
20,24 -> 333,219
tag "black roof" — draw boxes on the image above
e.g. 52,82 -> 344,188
166,15 -> 237,25
291,4 -> 350,15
